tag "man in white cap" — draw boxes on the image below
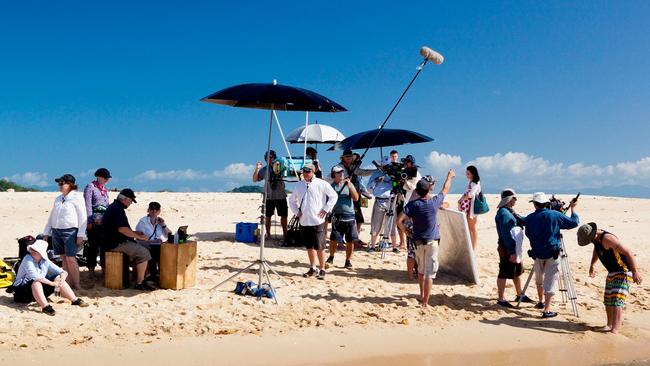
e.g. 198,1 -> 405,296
288,163 -> 338,280
11,240 -> 89,315
326,165 -> 360,269
524,192 -> 579,318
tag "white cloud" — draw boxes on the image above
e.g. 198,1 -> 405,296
426,151 -> 462,178
2,172 -> 49,187
213,163 -> 255,178
133,169 -> 209,182
79,169 -> 95,177
423,151 -> 650,191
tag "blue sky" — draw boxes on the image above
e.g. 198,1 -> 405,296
1,1 -> 649,196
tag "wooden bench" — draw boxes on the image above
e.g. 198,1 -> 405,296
104,251 -> 131,289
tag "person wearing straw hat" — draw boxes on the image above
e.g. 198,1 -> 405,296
524,192 -> 580,318
577,222 -> 643,333
11,240 -> 89,315
494,189 -> 534,308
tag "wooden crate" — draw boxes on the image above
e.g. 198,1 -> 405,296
105,251 -> 124,289
160,241 -> 197,290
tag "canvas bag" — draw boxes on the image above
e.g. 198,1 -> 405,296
0,259 -> 15,288
473,191 -> 490,215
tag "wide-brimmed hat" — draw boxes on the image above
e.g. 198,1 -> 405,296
497,188 -> 517,208
577,222 -> 598,246
27,240 -> 49,259
530,192 -> 550,204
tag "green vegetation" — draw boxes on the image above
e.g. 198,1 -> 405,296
228,185 -> 264,193
0,179 -> 41,192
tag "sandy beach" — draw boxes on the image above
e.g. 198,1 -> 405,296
1,192 -> 649,365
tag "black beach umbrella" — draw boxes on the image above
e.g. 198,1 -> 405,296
201,81 -> 346,300
201,82 -> 347,112
329,128 -> 433,151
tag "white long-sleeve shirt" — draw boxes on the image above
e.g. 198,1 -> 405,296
43,191 -> 88,239
288,178 -> 338,226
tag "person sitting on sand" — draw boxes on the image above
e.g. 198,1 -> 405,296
577,222 -> 643,333
325,165 -> 359,270
288,163 -> 337,280
253,150 -> 289,241
11,240 -> 89,315
524,192 -> 579,318
397,171 -> 455,308
494,189 -> 534,308
102,189 -> 154,291
135,201 -> 172,281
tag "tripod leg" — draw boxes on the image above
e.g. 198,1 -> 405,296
516,266 -> 535,308
210,261 -> 257,291
261,262 -> 279,305
263,260 -> 289,287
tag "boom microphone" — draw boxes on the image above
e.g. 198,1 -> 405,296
420,46 -> 444,65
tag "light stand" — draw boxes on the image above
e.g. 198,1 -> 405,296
211,108 -> 288,303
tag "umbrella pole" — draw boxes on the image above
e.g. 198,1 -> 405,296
259,109 -> 274,287
273,111 -> 301,181
303,111 -> 308,164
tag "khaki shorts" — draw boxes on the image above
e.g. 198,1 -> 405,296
114,241 -> 152,264
370,198 -> 396,236
534,258 -> 560,295
415,240 -> 439,279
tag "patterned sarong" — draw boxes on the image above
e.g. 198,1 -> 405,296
604,271 -> 632,307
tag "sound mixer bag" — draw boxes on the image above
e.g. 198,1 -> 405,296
282,215 -> 302,247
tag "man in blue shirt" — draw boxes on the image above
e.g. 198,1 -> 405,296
397,170 -> 455,309
367,158 -> 397,252
524,192 -> 579,318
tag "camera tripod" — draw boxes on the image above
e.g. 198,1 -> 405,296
377,190 -> 402,260
516,235 -> 579,317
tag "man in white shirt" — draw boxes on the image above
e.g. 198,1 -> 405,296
288,163 -> 338,280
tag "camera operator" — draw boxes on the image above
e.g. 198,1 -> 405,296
367,157 -> 397,252
336,150 -> 368,235
252,150 -> 288,241
524,192 -> 580,318
305,147 -> 322,179
397,155 -> 421,251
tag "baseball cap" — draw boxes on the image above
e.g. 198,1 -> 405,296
302,163 -> 316,172
148,201 -> 161,211
94,168 -> 112,179
416,178 -> 432,192
342,149 -> 354,157
331,165 -> 344,174
306,147 -> 317,155
54,174 -> 76,185
119,188 -> 137,203
530,192 -> 550,204
264,150 -> 277,160
577,222 -> 597,246
402,155 -> 416,164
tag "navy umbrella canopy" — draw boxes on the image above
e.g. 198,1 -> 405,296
330,128 -> 433,151
201,82 -> 347,112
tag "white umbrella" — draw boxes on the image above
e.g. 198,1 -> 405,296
285,123 -> 346,144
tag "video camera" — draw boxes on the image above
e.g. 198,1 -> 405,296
372,160 -> 418,192
549,192 -> 581,214
273,157 -> 314,178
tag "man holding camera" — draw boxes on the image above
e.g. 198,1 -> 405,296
326,166 -> 360,269
524,192 -> 580,318
336,149 -> 368,235
397,170 -> 455,309
253,150 -> 288,241
288,163 -> 338,280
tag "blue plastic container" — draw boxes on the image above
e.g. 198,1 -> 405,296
235,222 -> 258,243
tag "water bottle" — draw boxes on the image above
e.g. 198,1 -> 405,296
173,233 -> 179,244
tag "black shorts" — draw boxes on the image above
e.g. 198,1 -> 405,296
498,255 -> 523,279
266,199 -> 288,217
13,280 -> 55,303
329,218 -> 359,244
354,202 -> 364,224
301,223 -> 326,250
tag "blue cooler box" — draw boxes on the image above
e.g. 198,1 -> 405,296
235,222 -> 258,243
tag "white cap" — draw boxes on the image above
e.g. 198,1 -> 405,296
530,192 -> 550,204
331,165 -> 344,174
26,240 -> 49,260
